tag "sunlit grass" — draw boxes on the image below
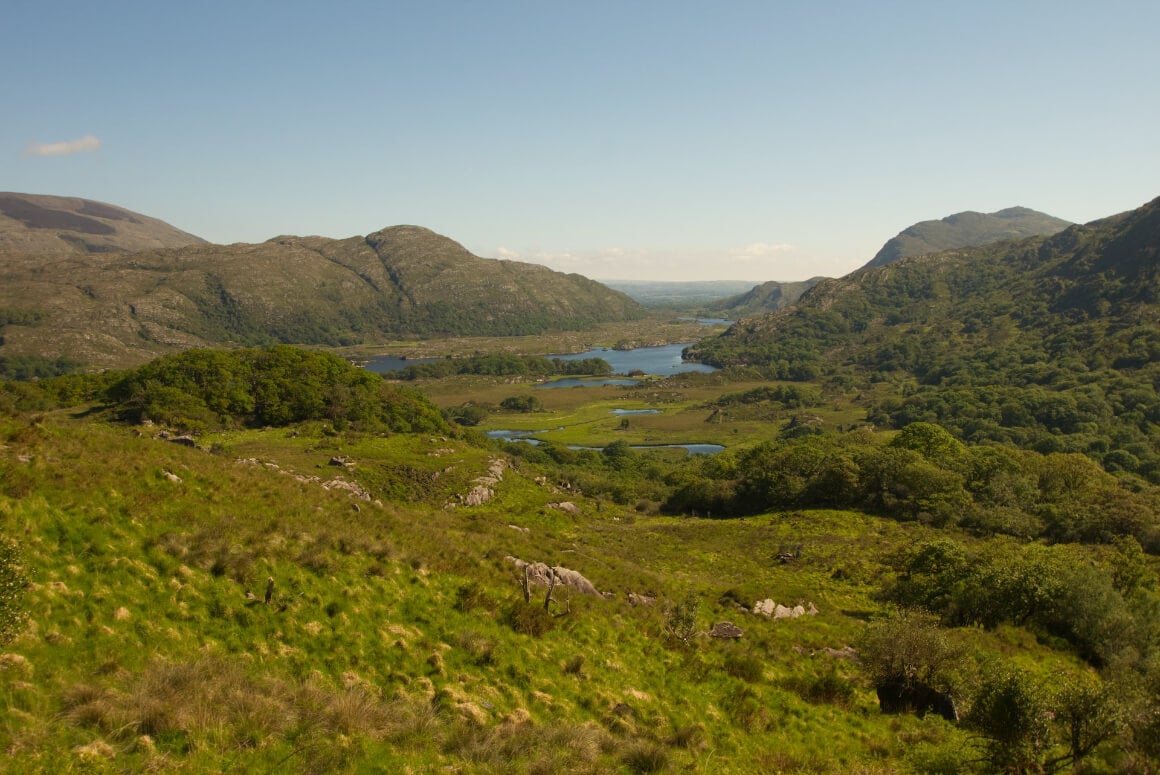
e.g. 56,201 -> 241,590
0,401 -> 1106,773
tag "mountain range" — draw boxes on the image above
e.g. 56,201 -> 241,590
0,196 -> 641,369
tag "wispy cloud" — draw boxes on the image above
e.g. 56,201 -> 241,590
730,242 -> 795,260
23,135 -> 102,157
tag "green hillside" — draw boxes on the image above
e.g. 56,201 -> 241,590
689,196 -> 1160,482
1,346 -> 1158,773
0,222 -> 642,371
864,206 -> 1072,269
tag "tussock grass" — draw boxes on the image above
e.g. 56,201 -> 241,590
0,401 -> 1129,773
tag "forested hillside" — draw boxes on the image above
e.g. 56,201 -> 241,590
688,196 -> 1160,480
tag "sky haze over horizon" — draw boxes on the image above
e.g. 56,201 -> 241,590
4,1 -> 1159,281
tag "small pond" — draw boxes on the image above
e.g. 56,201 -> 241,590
536,377 -> 642,389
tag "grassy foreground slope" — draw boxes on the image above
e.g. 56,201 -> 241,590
0,413 -> 956,774
3,348 -> 1158,773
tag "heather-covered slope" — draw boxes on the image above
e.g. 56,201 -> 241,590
0,192 -> 206,255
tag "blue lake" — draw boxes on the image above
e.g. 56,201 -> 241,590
362,342 -> 715,380
549,343 -> 717,378
685,317 -> 734,326
485,430 -> 722,455
362,355 -> 439,373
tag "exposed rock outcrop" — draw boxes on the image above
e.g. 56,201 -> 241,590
753,599 -> 818,619
506,557 -> 600,597
710,621 -> 744,639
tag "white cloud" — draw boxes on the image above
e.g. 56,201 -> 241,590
731,242 -> 795,260
23,134 -> 102,157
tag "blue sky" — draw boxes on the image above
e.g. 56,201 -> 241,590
4,1 -> 1158,281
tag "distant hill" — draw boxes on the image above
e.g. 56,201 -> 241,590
863,206 -> 1072,269
0,221 -> 642,369
708,277 -> 825,317
0,192 -> 206,254
601,279 -> 757,307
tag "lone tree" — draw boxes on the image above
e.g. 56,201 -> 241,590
857,609 -> 964,721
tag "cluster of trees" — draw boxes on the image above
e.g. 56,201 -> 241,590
664,422 -> 1160,549
393,354 -> 612,380
0,308 -> 83,379
867,372 -> 1160,482
859,610 -> 1159,773
0,354 -> 83,381
711,384 -> 824,409
104,346 -> 448,434
883,536 -> 1156,666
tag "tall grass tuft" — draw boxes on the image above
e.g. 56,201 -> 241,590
620,739 -> 670,773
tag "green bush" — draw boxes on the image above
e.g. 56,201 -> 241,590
504,602 -> 556,637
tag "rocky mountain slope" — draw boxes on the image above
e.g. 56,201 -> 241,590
863,206 -> 1072,269
0,218 -> 642,369
0,192 -> 206,254
708,277 -> 825,317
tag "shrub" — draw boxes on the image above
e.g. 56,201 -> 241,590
456,631 -> 497,666
504,602 -> 556,637
454,581 -> 491,613
782,668 -> 856,707
662,593 -> 700,650
620,740 -> 669,773
722,652 -> 764,683
500,395 -> 541,413
0,537 -> 27,645
965,666 -> 1051,774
